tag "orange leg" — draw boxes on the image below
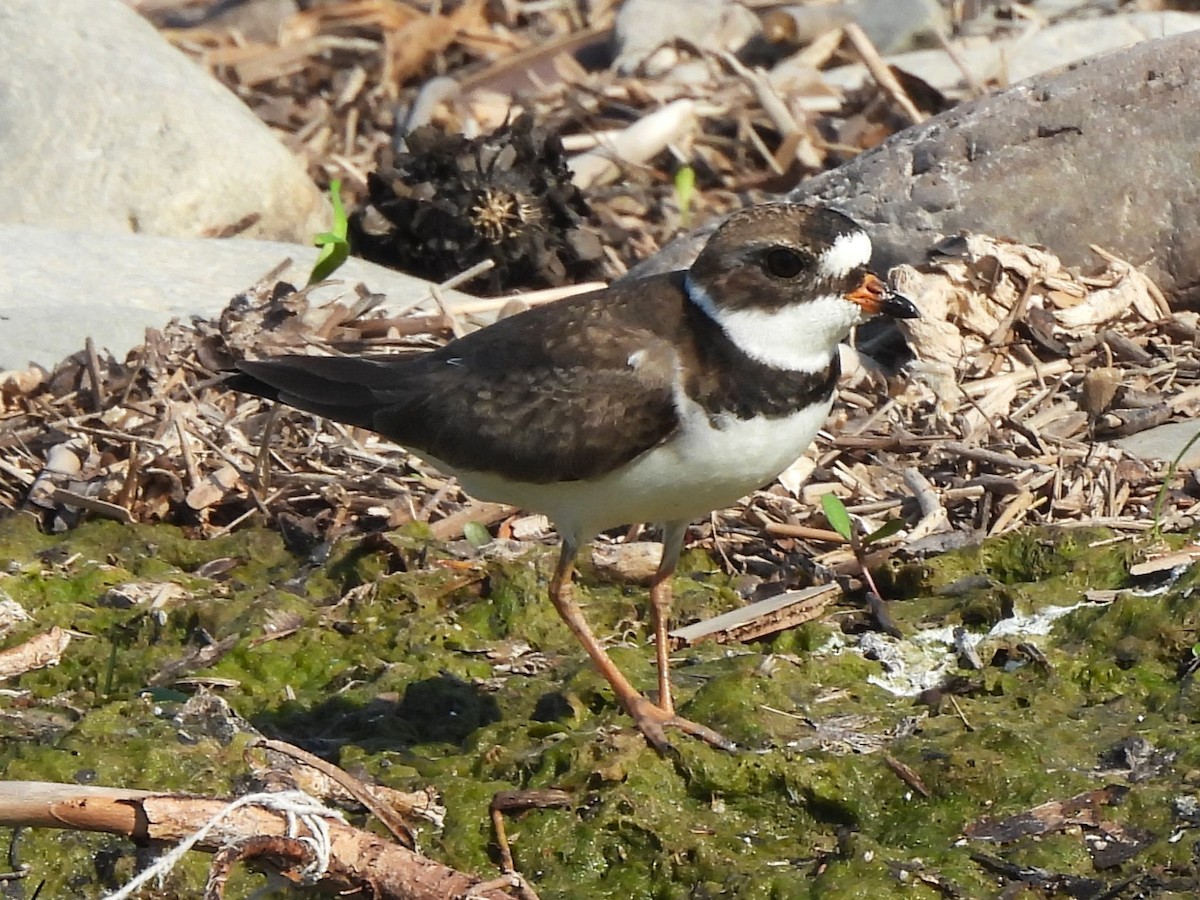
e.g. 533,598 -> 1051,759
549,540 -> 735,754
650,521 -> 688,715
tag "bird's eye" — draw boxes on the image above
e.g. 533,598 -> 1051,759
764,248 -> 807,279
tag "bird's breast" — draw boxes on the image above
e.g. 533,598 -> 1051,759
449,392 -> 835,542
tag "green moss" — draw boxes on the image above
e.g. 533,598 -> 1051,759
3,516 -> 1200,897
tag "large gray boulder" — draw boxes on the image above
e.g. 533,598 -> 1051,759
0,0 -> 329,242
0,226 -> 474,370
795,27 -> 1200,308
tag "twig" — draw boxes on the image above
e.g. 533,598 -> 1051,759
938,442 -> 1051,472
489,789 -> 570,895
437,258 -> 496,293
0,781 -> 515,900
720,51 -> 820,170
903,467 -> 949,540
883,754 -> 931,799
48,489 -> 134,524
85,337 -> 106,413
174,415 -> 201,492
948,695 -> 973,731
843,23 -> 925,125
429,284 -> 466,339
764,522 -> 845,543
935,28 -> 986,97
254,738 -> 416,848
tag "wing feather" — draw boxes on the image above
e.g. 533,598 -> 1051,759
232,273 -> 688,484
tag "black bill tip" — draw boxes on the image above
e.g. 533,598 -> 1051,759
880,290 -> 920,319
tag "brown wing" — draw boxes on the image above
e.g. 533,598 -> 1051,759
232,273 -> 689,484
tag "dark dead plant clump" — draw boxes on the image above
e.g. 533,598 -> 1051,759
349,116 -> 608,294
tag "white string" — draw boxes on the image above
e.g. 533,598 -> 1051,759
104,790 -> 345,900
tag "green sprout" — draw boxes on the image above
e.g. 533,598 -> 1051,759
309,179 -> 350,284
821,492 -> 904,547
821,492 -> 905,634
674,165 -> 696,229
462,521 -> 492,549
821,491 -> 853,542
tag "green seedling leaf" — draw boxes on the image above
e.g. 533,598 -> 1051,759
462,521 -> 492,549
821,492 -> 854,542
309,179 -> 350,284
863,517 -> 906,546
674,165 -> 696,228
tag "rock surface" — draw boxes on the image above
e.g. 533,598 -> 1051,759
0,227 -> 473,370
823,11 -> 1200,95
630,30 -> 1200,309
1115,421 -> 1200,468
851,0 -> 948,54
612,0 -> 760,74
0,0 -> 329,242
796,28 -> 1200,308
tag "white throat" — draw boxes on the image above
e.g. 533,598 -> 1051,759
685,275 -> 861,373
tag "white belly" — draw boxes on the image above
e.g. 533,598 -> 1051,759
451,395 -> 834,543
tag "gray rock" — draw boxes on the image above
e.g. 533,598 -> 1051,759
1031,0 -> 1119,19
794,28 -> 1200,309
612,0 -> 759,74
0,0 -> 329,242
824,11 -> 1200,95
0,227 -> 473,370
852,0 -> 949,54
629,30 -> 1200,309
1114,420 -> 1200,468
185,0 -> 298,42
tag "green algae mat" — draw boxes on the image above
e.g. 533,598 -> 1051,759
2,512 -> 1200,898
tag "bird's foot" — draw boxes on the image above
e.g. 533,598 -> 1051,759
625,695 -> 737,754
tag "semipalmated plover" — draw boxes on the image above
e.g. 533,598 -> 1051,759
228,203 -> 918,753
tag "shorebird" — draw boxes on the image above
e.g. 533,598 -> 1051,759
228,203 -> 918,752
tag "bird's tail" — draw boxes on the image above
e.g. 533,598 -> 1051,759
227,355 -> 412,433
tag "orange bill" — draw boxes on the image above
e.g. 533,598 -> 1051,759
846,272 -> 919,319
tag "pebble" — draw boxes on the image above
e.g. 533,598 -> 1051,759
612,0 -> 759,74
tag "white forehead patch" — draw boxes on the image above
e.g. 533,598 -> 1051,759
818,229 -> 872,279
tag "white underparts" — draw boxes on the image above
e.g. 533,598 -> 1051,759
452,388 -> 834,545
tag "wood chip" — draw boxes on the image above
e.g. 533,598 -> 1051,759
0,627 -> 72,680
668,584 -> 838,648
